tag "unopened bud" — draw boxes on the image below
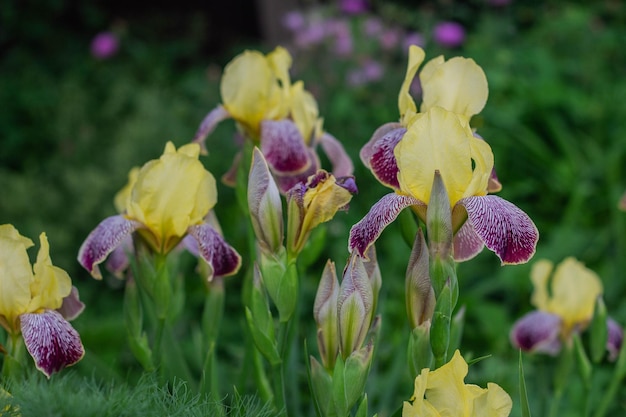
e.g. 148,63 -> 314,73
314,260 -> 340,369
426,170 -> 453,259
406,229 -> 435,329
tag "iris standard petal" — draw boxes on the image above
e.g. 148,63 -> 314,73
426,350 -> 475,416
510,310 -> 562,355
260,119 -> 311,175
396,107 -> 488,206
368,127 -> 406,190
186,223 -> 242,281
29,232 -> 72,312
191,105 -> 231,154
0,224 -> 35,330
319,132 -> 354,178
21,310 -> 85,378
420,55 -> 488,123
78,215 -> 143,279
459,195 -> 538,264
349,193 -> 423,258
398,45 -> 426,122
290,81 -> 321,144
547,257 -> 603,333
452,220 -> 485,262
359,122 -> 403,169
472,383 -> 513,417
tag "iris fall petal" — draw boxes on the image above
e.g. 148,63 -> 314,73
21,310 -> 85,378
260,119 -> 311,175
186,223 -> 242,281
368,127 -> 406,190
510,310 -> 562,355
452,220 -> 485,262
319,132 -> 354,178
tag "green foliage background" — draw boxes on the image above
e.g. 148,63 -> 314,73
1,0 -> 626,415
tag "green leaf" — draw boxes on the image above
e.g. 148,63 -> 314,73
519,350 -> 532,417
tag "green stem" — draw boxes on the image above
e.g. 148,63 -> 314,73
593,338 -> 626,417
548,344 -> 573,417
1,333 -> 24,379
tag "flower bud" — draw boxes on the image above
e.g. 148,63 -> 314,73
408,321 -> 433,376
314,260 -> 340,369
248,147 -> 284,255
338,253 -> 374,358
607,317 -> 624,362
405,229 -> 435,329
363,245 -> 382,319
590,296 -> 608,363
426,170 -> 453,260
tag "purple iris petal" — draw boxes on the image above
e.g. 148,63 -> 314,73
367,127 -> 406,190
319,132 -> 354,178
56,286 -> 85,321
274,149 -> 320,194
349,193 -> 423,258
21,310 -> 85,378
186,223 -> 241,281
607,317 -> 624,362
105,234 -> 133,278
191,105 -> 231,154
452,220 -> 485,262
459,195 -> 539,265
260,119 -> 311,175
77,215 -> 143,279
510,310 -> 562,355
359,122 -> 402,169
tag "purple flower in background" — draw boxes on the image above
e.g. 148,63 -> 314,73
90,31 -> 119,59
331,20 -> 353,56
433,21 -> 466,48
295,20 -> 327,48
363,17 -> 383,37
403,32 -> 426,51
283,11 -> 306,32
379,28 -> 400,51
362,59 -> 383,81
340,0 -> 368,14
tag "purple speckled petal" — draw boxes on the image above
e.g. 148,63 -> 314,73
274,149 -> 320,194
459,195 -> 539,265
367,127 -> 406,190
186,223 -> 242,281
260,119 -> 311,175
21,310 -> 85,378
191,105 -> 231,154
607,317 -> 624,362
359,122 -> 403,168
349,193 -> 423,258
319,132 -> 354,177
453,219 -> 485,262
105,234 -> 133,278
510,310 -> 562,355
77,215 -> 143,279
56,286 -> 85,321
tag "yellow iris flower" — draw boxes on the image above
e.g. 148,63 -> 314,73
125,141 -> 217,254
531,257 -> 603,337
403,350 -> 512,417
0,225 -> 71,334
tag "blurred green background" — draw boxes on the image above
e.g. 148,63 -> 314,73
2,0 -> 626,415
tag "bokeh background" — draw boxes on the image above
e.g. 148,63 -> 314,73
2,0 -> 626,415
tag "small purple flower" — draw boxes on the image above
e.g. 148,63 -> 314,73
340,0 -> 368,15
379,28 -> 401,51
362,59 -> 384,82
363,17 -> 383,37
295,22 -> 327,48
433,21 -> 466,48
282,10 -> 306,32
90,31 -> 119,59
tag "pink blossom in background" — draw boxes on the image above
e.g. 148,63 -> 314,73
340,0 -> 368,14
330,19 -> 354,56
90,31 -> 119,59
379,28 -> 400,50
295,20 -> 327,48
363,17 -> 383,37
433,21 -> 466,48
403,32 -> 425,52
362,59 -> 383,81
283,11 -> 306,32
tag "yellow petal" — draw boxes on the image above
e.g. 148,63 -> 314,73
0,225 -> 34,332
420,56 -> 488,124
114,167 -> 140,213
426,350 -> 476,416
399,45 -> 426,125
127,142 -> 217,253
301,174 -> 352,235
548,257 -> 603,332
290,81 -> 321,145
396,107 -> 493,206
403,369 -> 442,417
471,383 -> 513,417
267,46 -> 293,119
29,233 -> 72,312
530,259 -> 554,311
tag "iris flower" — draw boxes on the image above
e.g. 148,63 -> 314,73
349,106 -> 538,264
191,47 -> 353,193
403,350 -> 512,417
0,224 -> 84,377
78,142 -> 241,281
510,258 -> 622,357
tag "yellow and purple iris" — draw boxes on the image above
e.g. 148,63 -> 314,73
510,258 -> 622,359
78,142 -> 241,281
402,350 -> 512,417
349,106 -> 538,264
349,46 -> 537,264
0,225 -> 85,377
191,47 -> 353,194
